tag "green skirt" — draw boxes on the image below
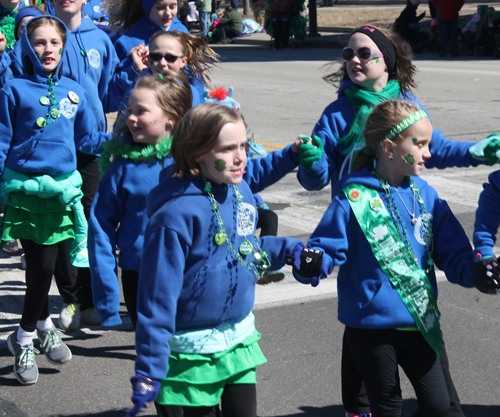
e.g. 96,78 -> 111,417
1,191 -> 75,245
156,330 -> 267,407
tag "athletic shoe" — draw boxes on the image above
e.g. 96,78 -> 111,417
346,413 -> 372,417
36,328 -> 72,365
58,303 -> 81,331
7,331 -> 39,385
257,268 -> 285,285
20,253 -> 26,270
2,240 -> 19,254
80,308 -> 101,326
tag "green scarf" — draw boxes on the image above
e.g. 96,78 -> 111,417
340,80 -> 401,156
99,136 -> 172,176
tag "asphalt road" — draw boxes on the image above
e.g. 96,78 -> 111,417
1,44 -> 500,416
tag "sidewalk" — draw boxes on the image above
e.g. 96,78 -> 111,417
230,30 -> 351,48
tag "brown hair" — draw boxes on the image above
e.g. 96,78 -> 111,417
353,99 -> 422,171
26,16 -> 67,48
322,26 -> 417,96
114,70 -> 193,141
171,103 -> 244,177
106,0 -> 145,33
149,30 -> 220,88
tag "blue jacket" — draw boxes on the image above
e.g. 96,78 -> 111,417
473,170 -> 500,259
89,155 -> 164,327
114,15 -> 189,62
135,172 -> 300,380
0,16 -> 106,177
45,0 -> 109,22
308,168 -> 475,330
59,17 -> 135,132
0,50 -> 12,88
297,81 -> 480,199
89,143 -> 298,327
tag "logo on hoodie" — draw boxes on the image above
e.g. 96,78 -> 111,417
60,98 -> 78,119
414,213 -> 433,246
87,49 -> 101,69
237,202 -> 256,236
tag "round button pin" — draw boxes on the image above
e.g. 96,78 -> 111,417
214,231 -> 226,245
50,109 -> 61,119
36,117 -> 46,127
239,241 -> 253,256
68,91 -> 80,104
39,96 -> 50,106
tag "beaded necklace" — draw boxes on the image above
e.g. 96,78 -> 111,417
203,177 -> 271,279
37,78 -> 61,128
373,171 -> 434,273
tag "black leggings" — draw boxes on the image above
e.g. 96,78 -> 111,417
256,207 -> 278,237
344,327 -> 456,417
121,269 -> 139,328
342,327 -> 465,417
19,238 -> 78,332
155,384 -> 256,417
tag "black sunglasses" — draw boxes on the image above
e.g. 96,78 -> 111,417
149,53 -> 182,63
342,46 -> 383,62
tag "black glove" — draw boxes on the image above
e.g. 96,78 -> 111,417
473,257 -> 500,295
286,243 -> 326,286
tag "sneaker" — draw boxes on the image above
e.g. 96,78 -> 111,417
7,331 -> 39,385
257,268 -> 285,285
2,240 -> 19,254
58,303 -> 81,331
81,307 -> 101,326
36,328 -> 72,365
346,413 -> 372,417
20,253 -> 26,270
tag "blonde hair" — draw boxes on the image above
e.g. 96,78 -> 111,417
353,99 -> 422,171
323,26 -> 418,96
171,103 -> 245,177
149,30 -> 220,88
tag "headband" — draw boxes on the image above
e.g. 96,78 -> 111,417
350,26 -> 397,73
384,110 -> 429,141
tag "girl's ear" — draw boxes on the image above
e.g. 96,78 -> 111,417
179,56 -> 188,69
381,139 -> 395,160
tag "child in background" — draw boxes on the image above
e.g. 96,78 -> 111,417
89,72 -> 193,329
110,0 -> 189,62
302,99 -> 497,416
1,15 -> 106,385
125,102 -> 320,417
197,0 -> 211,38
0,0 -> 24,53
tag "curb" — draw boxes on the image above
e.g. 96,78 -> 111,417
231,31 -> 350,48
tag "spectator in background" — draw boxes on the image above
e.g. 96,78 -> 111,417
431,0 -> 464,57
212,5 -> 242,44
393,0 -> 426,51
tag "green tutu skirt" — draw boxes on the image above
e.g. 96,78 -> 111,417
1,191 -> 75,245
156,330 -> 267,407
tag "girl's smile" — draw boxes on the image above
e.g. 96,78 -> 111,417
149,0 -> 178,29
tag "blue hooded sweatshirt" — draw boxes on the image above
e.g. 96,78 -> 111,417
45,0 -> 109,23
473,169 -> 500,260
0,49 -> 12,87
89,142 -> 299,327
307,168 -> 474,330
297,81 -> 481,200
0,15 -> 107,177
134,172 -> 300,380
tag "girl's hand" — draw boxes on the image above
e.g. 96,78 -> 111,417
291,136 -> 307,155
129,43 -> 149,73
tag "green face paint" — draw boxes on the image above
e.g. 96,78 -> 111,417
412,137 -> 418,144
143,120 -> 158,127
214,159 -> 226,172
59,48 -> 63,55
403,154 -> 415,165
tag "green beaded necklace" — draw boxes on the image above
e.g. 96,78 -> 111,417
373,171 -> 435,274
203,177 -> 271,280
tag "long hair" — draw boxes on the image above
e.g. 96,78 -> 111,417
106,0 -> 145,33
322,26 -> 418,96
149,30 -> 220,88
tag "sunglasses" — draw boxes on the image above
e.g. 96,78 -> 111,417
149,53 -> 182,63
342,46 -> 383,62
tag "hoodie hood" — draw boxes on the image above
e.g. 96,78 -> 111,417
14,6 -> 43,39
148,168 -> 230,218
21,15 -> 67,82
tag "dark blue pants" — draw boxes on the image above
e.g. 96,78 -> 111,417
437,19 -> 459,56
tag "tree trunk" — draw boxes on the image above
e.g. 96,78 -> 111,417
243,0 -> 251,16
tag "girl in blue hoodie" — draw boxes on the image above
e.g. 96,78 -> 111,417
0,15 -> 106,386
89,71 -> 193,329
125,103 -> 316,417
302,99 -> 495,417
297,25 -> 500,417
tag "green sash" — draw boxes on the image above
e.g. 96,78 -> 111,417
343,183 -> 441,357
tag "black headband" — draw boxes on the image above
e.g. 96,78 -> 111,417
349,26 -> 397,73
